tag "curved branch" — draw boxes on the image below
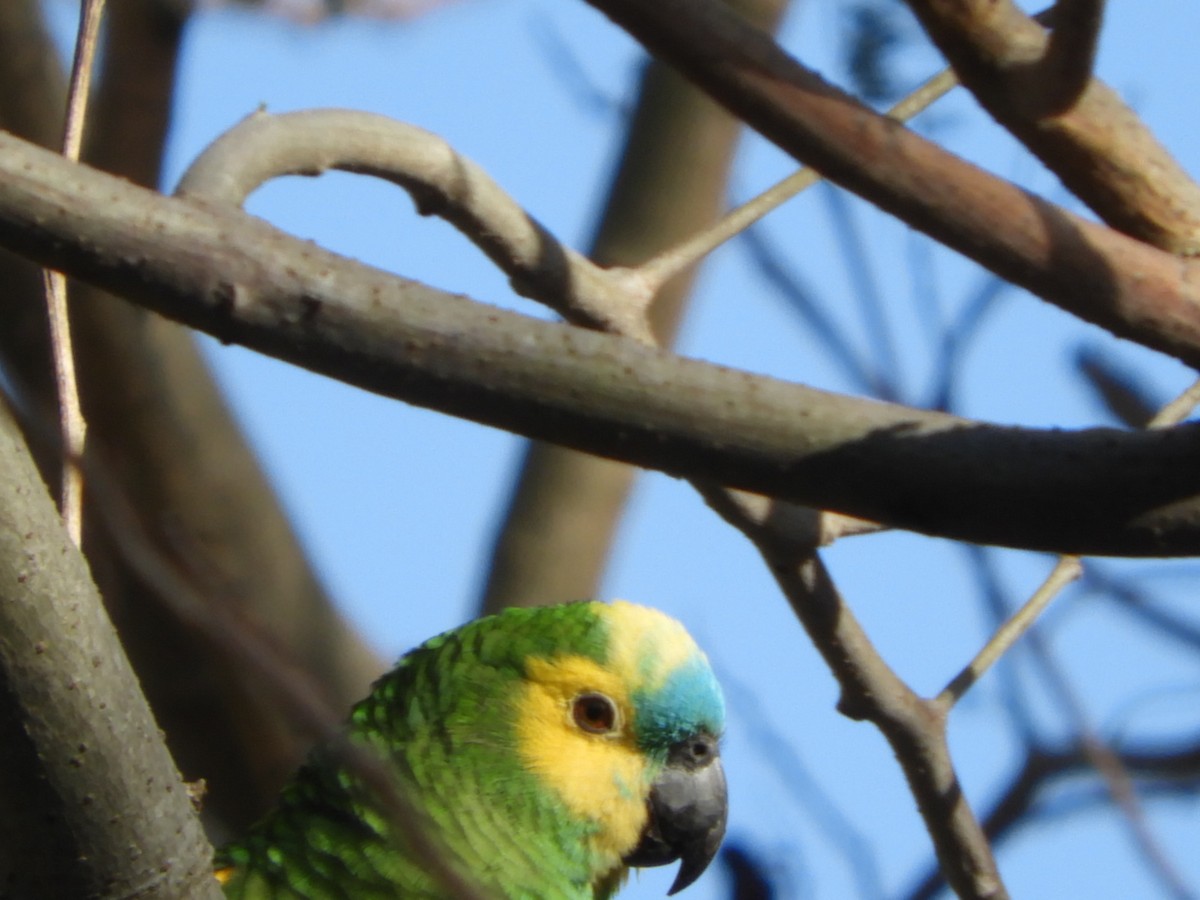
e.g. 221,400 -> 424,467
6,132 -> 1200,554
479,18 -> 792,610
176,108 -> 655,341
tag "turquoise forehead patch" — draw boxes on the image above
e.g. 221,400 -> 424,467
632,654 -> 725,750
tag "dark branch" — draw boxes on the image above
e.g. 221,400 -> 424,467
1041,0 -> 1106,111
579,0 -> 1200,348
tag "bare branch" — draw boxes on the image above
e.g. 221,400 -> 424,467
43,0 -> 108,547
9,133 -> 1200,554
176,108 -> 656,342
643,64 -> 961,315
902,0 -> 1200,252
579,0 -> 1200,360
695,489 -> 1007,899
0,399 -> 220,898
937,556 -> 1082,710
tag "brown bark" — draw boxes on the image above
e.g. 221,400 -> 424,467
0,398 -> 220,899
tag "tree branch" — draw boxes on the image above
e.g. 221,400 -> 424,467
0,398 -> 220,898
176,108 -> 655,342
480,17 -> 792,610
5,132 -> 1200,554
901,0 -> 1200,252
696,518 -> 1006,899
578,0 -> 1200,357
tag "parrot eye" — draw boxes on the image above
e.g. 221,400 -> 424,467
572,692 -> 619,735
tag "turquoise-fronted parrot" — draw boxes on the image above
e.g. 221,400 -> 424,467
215,600 -> 727,898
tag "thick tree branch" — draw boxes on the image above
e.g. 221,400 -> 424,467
901,0 -> 1200,253
579,0 -> 1200,357
0,399 -> 220,898
6,133 -> 1200,554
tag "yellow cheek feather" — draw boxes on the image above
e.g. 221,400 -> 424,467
516,654 -> 650,869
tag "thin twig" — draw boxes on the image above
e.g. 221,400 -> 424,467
44,0 -> 106,546
635,68 -> 958,291
1147,378 -> 1200,428
936,555 -> 1082,711
937,373 -> 1200,710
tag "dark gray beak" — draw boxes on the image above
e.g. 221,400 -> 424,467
622,734 -> 727,895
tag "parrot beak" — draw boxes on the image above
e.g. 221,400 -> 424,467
622,733 -> 727,896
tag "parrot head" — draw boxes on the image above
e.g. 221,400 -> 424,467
511,600 -> 727,896
216,600 -> 726,899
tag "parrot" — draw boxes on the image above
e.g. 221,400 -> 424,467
214,600 -> 728,899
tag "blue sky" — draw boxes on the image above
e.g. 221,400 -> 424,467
47,0 -> 1200,896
